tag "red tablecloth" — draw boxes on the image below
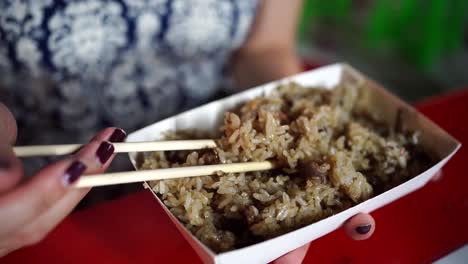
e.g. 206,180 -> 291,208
3,89 -> 468,264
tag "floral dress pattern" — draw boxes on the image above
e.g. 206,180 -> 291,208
0,0 -> 259,148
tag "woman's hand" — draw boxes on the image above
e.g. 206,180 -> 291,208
0,103 -> 126,257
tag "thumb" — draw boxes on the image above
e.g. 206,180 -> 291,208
0,102 -> 22,193
0,102 -> 17,144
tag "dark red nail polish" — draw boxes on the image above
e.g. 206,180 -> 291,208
96,141 -> 114,164
355,224 -> 371,235
109,128 -> 126,143
63,161 -> 87,186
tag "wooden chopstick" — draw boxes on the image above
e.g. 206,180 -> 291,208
15,140 -> 276,188
13,140 -> 218,157
73,161 -> 275,188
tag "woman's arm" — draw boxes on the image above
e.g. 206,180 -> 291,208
231,0 -> 303,89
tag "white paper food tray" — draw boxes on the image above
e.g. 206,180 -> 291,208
126,63 -> 461,264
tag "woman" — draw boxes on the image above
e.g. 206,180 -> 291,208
1,0 -> 385,261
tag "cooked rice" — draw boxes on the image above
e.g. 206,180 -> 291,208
139,82 -> 431,253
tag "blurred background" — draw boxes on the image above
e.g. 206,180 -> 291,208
297,0 -> 468,102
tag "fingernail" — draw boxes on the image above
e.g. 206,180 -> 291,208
109,128 -> 126,143
63,161 -> 87,186
355,224 -> 372,235
96,141 -> 114,164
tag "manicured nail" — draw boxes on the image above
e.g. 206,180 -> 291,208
63,161 -> 87,186
109,128 -> 126,143
96,141 -> 114,164
355,224 -> 372,235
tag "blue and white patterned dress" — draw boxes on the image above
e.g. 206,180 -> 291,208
0,0 -> 259,149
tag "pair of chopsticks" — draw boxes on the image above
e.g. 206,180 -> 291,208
13,140 -> 275,188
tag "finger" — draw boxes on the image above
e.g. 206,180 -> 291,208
272,243 -> 310,264
74,127 -> 126,171
0,102 -> 17,144
0,247 -> 14,258
343,213 -> 375,240
92,127 -> 126,143
0,128 -> 125,235
6,188 -> 88,249
0,103 -> 22,193
4,128 -> 126,248
430,170 -> 443,182
0,159 -> 79,237
0,142 -> 23,194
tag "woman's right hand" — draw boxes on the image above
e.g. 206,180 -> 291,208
0,103 -> 126,257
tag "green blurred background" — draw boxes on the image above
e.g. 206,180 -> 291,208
297,0 -> 468,102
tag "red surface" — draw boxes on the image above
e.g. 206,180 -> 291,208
2,89 -> 468,264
